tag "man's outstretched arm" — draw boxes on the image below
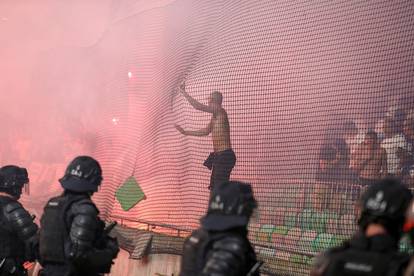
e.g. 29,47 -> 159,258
175,121 -> 212,137
180,83 -> 219,114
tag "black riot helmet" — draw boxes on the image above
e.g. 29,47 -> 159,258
59,156 -> 103,193
0,165 -> 30,199
201,181 -> 258,231
358,177 -> 412,240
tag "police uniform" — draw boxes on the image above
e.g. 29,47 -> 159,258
311,178 -> 412,276
0,166 -> 38,276
402,199 -> 414,276
180,181 -> 259,276
39,156 -> 119,276
312,234 -> 409,276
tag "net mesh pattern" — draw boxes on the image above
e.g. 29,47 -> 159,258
22,0 -> 414,275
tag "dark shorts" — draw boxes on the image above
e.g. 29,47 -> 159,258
204,149 -> 236,190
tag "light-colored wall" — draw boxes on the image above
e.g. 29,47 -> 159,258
108,250 -> 270,276
109,250 -> 182,276
29,250 -> 270,276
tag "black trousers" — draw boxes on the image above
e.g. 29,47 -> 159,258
204,149 -> 236,190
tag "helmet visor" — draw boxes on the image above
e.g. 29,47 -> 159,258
23,181 -> 29,196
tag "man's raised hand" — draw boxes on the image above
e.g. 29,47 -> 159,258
179,81 -> 186,94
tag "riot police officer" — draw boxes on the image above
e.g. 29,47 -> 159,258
39,156 -> 119,276
180,181 -> 260,276
311,177 -> 412,276
402,199 -> 414,275
0,165 -> 39,276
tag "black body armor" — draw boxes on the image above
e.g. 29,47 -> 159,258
313,234 -> 409,276
39,193 -> 118,276
39,194 -> 88,264
0,199 -> 25,260
180,228 -> 258,276
0,196 -> 38,276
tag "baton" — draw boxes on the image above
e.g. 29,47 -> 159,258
247,261 -> 263,276
104,221 -> 117,235
0,258 -> 5,270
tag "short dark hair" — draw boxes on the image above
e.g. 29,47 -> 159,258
211,91 -> 223,105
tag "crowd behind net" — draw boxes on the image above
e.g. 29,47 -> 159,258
9,0 -> 414,275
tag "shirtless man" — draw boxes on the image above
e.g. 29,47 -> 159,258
351,130 -> 387,186
175,82 -> 235,190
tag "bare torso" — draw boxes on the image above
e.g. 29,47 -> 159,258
211,109 -> 232,152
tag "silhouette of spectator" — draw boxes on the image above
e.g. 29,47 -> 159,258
351,130 -> 387,186
316,121 -> 366,183
317,144 -> 338,182
401,118 -> 414,184
316,138 -> 350,182
343,121 -> 365,156
403,117 -> 414,158
175,82 -> 235,190
381,118 -> 412,175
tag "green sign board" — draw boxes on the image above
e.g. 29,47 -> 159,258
115,176 -> 146,211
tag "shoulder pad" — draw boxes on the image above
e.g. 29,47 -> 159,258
186,229 -> 208,246
70,199 -> 99,216
69,200 -> 99,239
202,235 -> 248,276
213,235 -> 246,254
3,200 -> 38,241
68,200 -> 101,258
4,200 -> 23,214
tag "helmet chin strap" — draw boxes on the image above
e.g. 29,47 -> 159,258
0,191 -> 13,198
0,190 -> 19,199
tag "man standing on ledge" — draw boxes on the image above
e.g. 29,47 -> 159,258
175,82 -> 236,190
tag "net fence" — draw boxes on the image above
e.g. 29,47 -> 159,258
18,0 -> 414,275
